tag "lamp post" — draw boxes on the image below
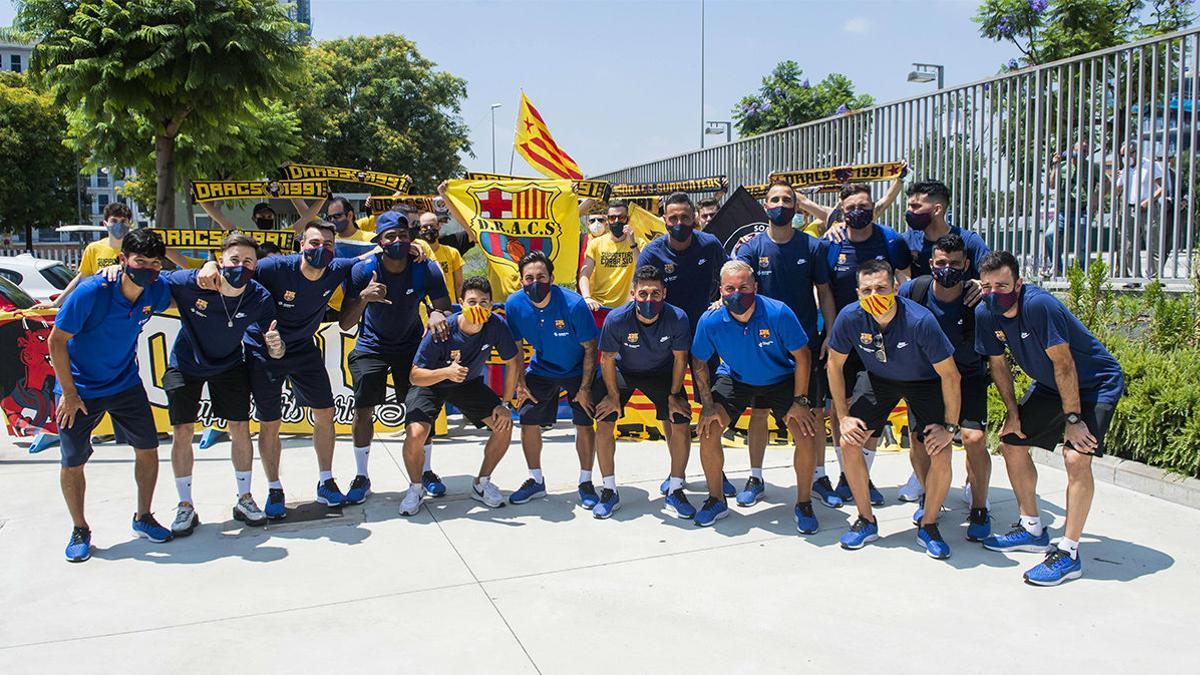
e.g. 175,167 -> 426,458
705,120 -> 731,144
490,103 -> 502,172
907,62 -> 945,89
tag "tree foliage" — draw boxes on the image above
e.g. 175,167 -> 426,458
732,61 -> 874,138
0,71 -> 79,232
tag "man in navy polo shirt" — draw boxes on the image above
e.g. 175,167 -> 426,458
827,259 -> 962,559
590,265 -> 694,519
341,211 -> 451,514
691,260 -> 820,530
163,234 -> 282,536
735,181 -> 836,508
401,277 -> 523,513
901,180 -> 990,279
974,251 -> 1125,586
50,229 -> 174,562
505,250 -> 600,508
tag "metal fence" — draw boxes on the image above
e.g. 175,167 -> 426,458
594,28 -> 1200,288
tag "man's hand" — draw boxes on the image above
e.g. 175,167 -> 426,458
923,424 -> 954,455
486,404 -> 513,433
594,394 -> 619,421
361,272 -> 391,304
839,415 -> 869,447
197,261 -> 222,291
1064,419 -> 1099,454
443,360 -> 469,383
825,222 -> 848,243
785,403 -> 817,437
264,320 -> 284,359
584,297 -> 601,312
411,245 -> 428,264
100,264 -> 122,282
999,411 -> 1025,442
56,391 -> 87,429
30,300 -> 55,310
513,380 -> 537,409
698,403 -> 729,440
819,341 -> 829,361
573,385 -> 594,416
734,232 -> 756,253
437,180 -> 449,196
668,392 -> 690,420
963,279 -> 982,307
426,310 -> 450,341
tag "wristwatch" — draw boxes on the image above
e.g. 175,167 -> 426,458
1065,412 -> 1083,425
793,395 -> 813,408
670,390 -> 687,399
943,423 -> 961,434
503,401 -> 516,412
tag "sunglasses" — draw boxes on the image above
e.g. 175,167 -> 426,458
872,333 -> 887,363
587,216 -> 606,224
606,215 -> 629,223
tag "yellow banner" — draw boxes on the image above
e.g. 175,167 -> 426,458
464,171 -> 611,202
612,176 -> 727,198
190,180 -> 330,204
151,228 -> 296,251
444,179 -> 580,297
280,163 -> 412,194
768,162 -> 905,189
628,201 -> 666,243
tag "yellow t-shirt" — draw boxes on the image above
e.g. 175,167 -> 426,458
584,234 -> 639,308
355,215 -> 376,232
182,255 -> 208,269
430,244 -> 464,303
77,240 -> 121,276
803,220 -> 824,238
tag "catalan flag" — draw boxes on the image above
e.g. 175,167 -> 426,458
515,92 -> 584,180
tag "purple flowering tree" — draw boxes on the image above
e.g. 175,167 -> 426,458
732,60 -> 874,137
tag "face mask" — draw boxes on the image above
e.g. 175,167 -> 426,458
124,264 -> 159,287
845,206 -> 874,230
609,222 -> 626,238
419,228 -> 438,243
766,206 -> 795,227
721,291 -> 755,315
256,217 -> 277,230
302,245 -> 333,269
791,213 -> 806,227
932,265 -> 965,288
331,217 -> 351,235
382,240 -> 411,260
106,220 -> 130,239
635,299 -> 663,320
905,210 -> 933,231
221,265 -> 252,289
983,289 -> 1020,314
859,292 -> 896,316
523,280 -> 552,303
667,223 -> 693,242
463,304 -> 492,325
587,221 -> 605,237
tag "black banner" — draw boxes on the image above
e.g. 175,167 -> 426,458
704,186 -> 768,256
611,176 -> 727,198
190,180 -> 330,203
151,228 -> 295,251
280,163 -> 412,193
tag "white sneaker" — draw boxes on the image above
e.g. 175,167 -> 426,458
171,501 -> 199,536
232,493 -> 267,527
960,481 -> 991,508
897,472 -> 924,503
471,480 -> 505,508
399,484 -> 425,516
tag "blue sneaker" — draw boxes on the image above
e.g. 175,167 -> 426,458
65,526 -> 91,563
664,489 -> 696,519
578,481 -> 600,509
834,474 -> 853,502
812,476 -> 844,509
918,524 -> 952,559
912,495 -> 926,526
1024,549 -> 1083,586
509,478 -> 546,505
867,481 -> 885,506
794,501 -> 819,534
344,475 -> 371,505
659,477 -> 671,495
593,488 -> 620,519
736,476 -> 765,506
422,470 -> 447,498
721,474 -> 736,498
983,523 -> 1053,553
839,516 -> 879,550
694,497 -> 729,527
316,478 -> 345,507
264,488 -> 287,520
132,513 -> 173,543
966,508 -> 992,542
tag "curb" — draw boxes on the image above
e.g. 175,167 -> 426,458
1029,447 -> 1200,510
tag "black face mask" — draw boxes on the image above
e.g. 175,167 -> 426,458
609,222 -> 626,238
256,217 -> 277,230
419,228 -> 438,243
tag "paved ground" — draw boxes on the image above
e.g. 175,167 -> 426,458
1,422 -> 1197,673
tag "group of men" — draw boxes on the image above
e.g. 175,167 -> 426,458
48,178 -> 1123,588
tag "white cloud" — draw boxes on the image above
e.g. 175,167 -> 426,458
843,17 -> 869,34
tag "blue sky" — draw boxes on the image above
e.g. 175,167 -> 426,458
2,0 -> 1018,176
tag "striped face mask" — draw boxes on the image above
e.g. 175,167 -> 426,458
462,304 -> 492,325
859,292 -> 896,316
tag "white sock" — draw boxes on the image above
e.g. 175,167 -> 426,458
235,471 -> 252,497
476,476 -> 491,488
579,469 -> 592,484
319,470 -> 333,483
423,443 -> 432,472
354,445 -> 370,477
268,480 -> 283,490
669,476 -> 684,491
1058,537 -> 1079,559
813,465 -> 827,481
1020,514 -> 1044,536
176,476 -> 192,503
410,482 -> 422,492
750,467 -> 764,480
602,475 -> 617,490
530,468 -> 544,483
863,448 -> 876,471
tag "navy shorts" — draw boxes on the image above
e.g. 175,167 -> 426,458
348,349 -> 416,409
1002,385 -> 1118,457
405,378 -> 501,428
248,342 -> 334,423
163,365 -> 251,425
58,384 -> 159,468
519,372 -> 593,426
590,368 -> 690,424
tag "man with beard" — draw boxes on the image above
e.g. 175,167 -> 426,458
580,200 -> 641,317
417,210 -> 465,303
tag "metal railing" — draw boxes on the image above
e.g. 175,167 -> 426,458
594,28 -> 1200,287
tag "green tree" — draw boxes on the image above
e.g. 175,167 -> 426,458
289,35 -> 472,194
732,61 -> 874,137
0,71 -> 80,232
17,0 -> 305,227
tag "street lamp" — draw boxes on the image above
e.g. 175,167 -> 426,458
705,120 -> 731,144
490,103 -> 502,172
907,62 -> 945,89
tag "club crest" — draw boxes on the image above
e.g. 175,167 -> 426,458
195,299 -> 208,311
284,290 -> 296,301
626,332 -> 639,343
860,332 -> 873,344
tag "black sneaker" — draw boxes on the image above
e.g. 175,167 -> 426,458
966,507 -> 992,541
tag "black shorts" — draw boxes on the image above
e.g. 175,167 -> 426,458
821,347 -> 864,403
58,384 -> 159,468
850,373 -> 946,442
519,372 -> 593,426
959,371 -> 991,430
248,342 -> 335,423
348,348 -> 416,409
1002,385 -> 1118,457
163,365 -> 251,426
590,368 -> 690,424
711,374 -> 796,428
405,378 -> 501,428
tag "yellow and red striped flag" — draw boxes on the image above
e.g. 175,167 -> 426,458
515,92 -> 583,180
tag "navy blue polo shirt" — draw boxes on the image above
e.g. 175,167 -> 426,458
692,295 -> 809,386
505,285 -> 597,379
903,225 -> 990,279
736,230 -> 831,344
244,254 -> 357,352
599,301 -> 691,375
413,313 -> 519,382
166,270 -> 276,377
344,254 -> 448,355
974,285 -> 1124,403
898,278 -> 984,377
828,297 -> 955,382
826,224 -> 913,311
636,230 -> 728,329
54,273 -> 171,398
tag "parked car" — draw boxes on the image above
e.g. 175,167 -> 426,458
0,274 -> 37,313
0,253 -> 75,302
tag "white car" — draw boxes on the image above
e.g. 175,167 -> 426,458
0,253 -> 75,303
